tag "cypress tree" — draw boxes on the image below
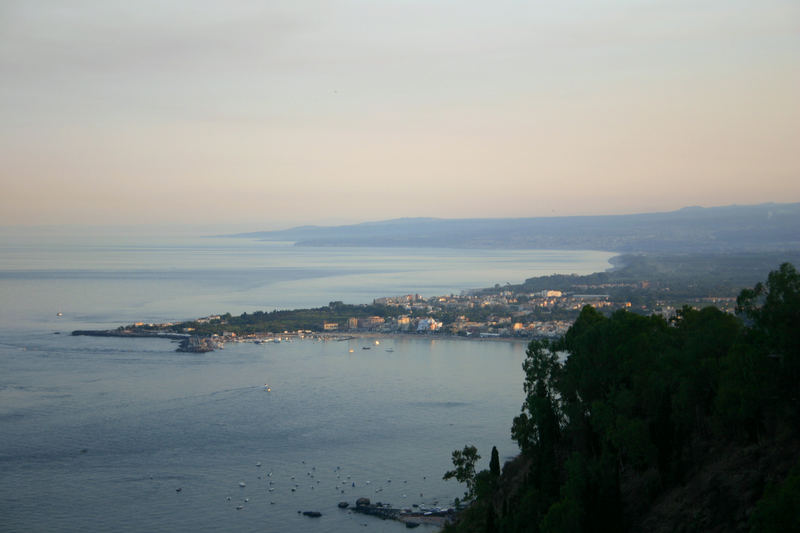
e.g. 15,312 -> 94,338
490,446 -> 501,478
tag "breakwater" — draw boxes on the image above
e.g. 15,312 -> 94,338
71,329 -> 217,352
71,329 -> 188,340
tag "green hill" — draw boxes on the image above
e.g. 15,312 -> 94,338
445,263 -> 800,533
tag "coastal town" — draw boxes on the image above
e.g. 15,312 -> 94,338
75,272 -> 740,351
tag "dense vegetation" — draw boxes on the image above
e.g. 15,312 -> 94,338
154,302 -> 406,335
149,300 -> 564,336
482,252 -> 800,308
445,263 -> 800,532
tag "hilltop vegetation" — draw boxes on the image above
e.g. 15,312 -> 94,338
153,302 -> 406,336
482,251 -> 800,306
444,263 -> 800,533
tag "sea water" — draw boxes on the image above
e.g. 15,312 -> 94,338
0,232 -> 613,532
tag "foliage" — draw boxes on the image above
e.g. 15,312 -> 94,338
748,458 -> 800,533
490,446 -> 500,479
456,263 -> 800,533
154,302 -> 406,335
443,445 -> 481,499
736,262 -> 800,422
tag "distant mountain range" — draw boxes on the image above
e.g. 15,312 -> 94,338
229,203 -> 800,253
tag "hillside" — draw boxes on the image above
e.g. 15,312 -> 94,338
229,203 -> 800,253
443,263 -> 800,533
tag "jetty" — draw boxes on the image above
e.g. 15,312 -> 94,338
72,329 -> 188,341
345,498 -> 453,528
71,329 -> 220,353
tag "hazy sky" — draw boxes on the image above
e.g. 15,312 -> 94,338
1,1 -> 798,229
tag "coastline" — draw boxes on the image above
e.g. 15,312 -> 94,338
344,331 -> 530,345
71,328 -> 533,352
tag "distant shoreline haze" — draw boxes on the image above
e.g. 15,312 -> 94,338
226,202 -> 800,253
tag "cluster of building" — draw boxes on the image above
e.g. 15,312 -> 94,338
143,287 -> 739,342
321,286 -> 738,338
322,315 -> 446,334
375,290 -> 631,312
318,289 -> 638,338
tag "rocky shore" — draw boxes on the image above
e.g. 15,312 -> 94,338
175,336 -> 219,352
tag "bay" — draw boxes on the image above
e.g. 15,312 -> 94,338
0,233 -> 614,331
0,231 -> 613,532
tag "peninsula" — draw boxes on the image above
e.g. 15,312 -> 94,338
71,251 -> 800,352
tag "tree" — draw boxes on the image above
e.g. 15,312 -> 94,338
511,339 -> 562,455
450,265 -> 800,533
443,445 -> 481,499
749,458 -> 800,533
736,262 -> 800,419
490,446 -> 500,479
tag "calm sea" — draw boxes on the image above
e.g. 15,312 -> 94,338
0,231 -> 613,532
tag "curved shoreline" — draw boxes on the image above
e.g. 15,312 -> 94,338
71,328 -> 533,353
